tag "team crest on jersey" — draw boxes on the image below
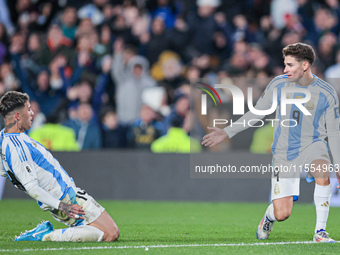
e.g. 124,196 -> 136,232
26,166 -> 31,173
305,97 -> 315,110
32,142 -> 37,148
274,183 -> 280,195
2,154 -> 6,162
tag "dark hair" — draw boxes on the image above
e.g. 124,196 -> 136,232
171,116 -> 184,128
282,43 -> 316,65
0,91 -> 29,118
99,106 -> 116,122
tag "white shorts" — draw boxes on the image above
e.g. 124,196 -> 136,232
271,141 -> 330,201
49,187 -> 105,227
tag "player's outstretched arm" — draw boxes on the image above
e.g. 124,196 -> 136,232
58,202 -> 85,219
201,127 -> 228,148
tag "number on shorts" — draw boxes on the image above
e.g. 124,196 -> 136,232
76,189 -> 88,201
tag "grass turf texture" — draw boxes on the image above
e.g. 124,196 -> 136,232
0,200 -> 340,254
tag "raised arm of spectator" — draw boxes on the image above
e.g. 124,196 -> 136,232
327,0 -> 340,35
0,0 -> 15,35
59,52 -> 86,92
10,48 -> 36,100
92,56 -> 112,118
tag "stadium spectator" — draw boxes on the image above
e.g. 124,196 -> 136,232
151,115 -> 201,153
316,32 -> 337,71
270,0 -> 298,29
141,16 -> 171,65
0,62 -> 20,94
34,24 -> 73,67
14,59 -> 68,119
26,2 -> 55,33
77,0 -> 108,26
147,0 -> 182,29
0,0 -> 15,35
100,107 -> 128,148
66,55 -> 111,120
95,25 -> 113,58
166,17 -> 191,62
29,113 -> 79,151
325,48 -> 340,79
142,86 -> 171,118
151,51 -> 186,101
59,7 -> 78,41
25,32 -> 42,69
302,7 -> 338,46
63,103 -> 102,150
186,0 -> 223,57
14,33 -> 41,82
164,91 -> 190,129
111,39 -> 156,124
0,25 -> 7,65
231,14 -> 257,44
128,105 -> 166,149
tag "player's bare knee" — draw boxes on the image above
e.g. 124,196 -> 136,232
275,210 -> 291,221
111,226 -> 120,241
102,226 -> 120,242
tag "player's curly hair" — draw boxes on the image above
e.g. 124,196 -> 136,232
282,43 -> 315,65
0,91 -> 29,118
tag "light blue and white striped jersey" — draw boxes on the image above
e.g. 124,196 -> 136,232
0,130 -> 76,210
226,75 -> 340,164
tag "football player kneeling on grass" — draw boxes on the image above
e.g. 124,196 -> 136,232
0,91 -> 119,242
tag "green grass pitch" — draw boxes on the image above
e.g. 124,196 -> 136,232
0,200 -> 340,254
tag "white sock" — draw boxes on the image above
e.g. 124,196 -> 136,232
43,225 -> 104,242
265,203 -> 277,222
314,183 -> 331,233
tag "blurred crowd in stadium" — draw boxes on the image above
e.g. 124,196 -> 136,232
0,0 -> 340,152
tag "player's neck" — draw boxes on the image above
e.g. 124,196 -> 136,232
296,71 -> 314,87
4,119 -> 25,134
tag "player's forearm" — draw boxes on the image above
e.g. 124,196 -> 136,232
25,182 -> 60,210
224,111 -> 265,138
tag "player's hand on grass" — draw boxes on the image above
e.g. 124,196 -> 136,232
201,127 -> 228,147
58,202 -> 85,219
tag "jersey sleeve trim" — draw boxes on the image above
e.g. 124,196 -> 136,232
5,144 -> 13,172
316,79 -> 337,105
266,75 -> 287,91
9,135 -> 27,162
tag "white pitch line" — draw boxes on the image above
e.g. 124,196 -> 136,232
0,241 -> 339,252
